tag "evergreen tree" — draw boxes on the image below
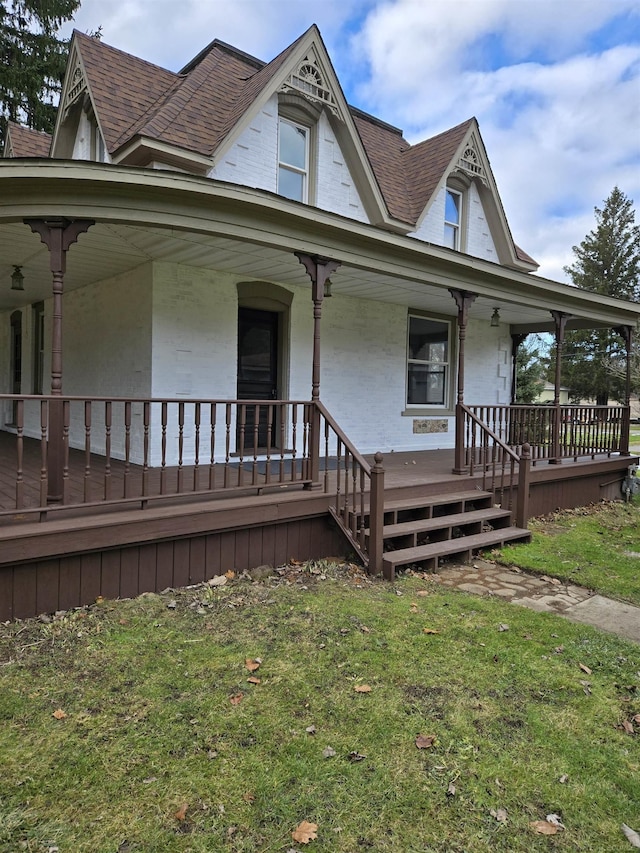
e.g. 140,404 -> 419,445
0,0 -> 80,147
562,188 -> 640,405
514,339 -> 547,404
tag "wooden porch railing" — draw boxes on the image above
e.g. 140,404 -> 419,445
0,395 -> 315,518
0,395 -> 386,574
315,401 -> 385,577
461,404 -> 531,528
469,404 -> 628,464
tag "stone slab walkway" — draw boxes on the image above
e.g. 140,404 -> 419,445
435,559 -> 640,644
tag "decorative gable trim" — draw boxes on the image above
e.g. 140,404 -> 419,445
61,47 -> 88,117
279,51 -> 344,121
453,133 -> 488,187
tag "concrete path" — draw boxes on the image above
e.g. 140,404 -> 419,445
435,559 -> 640,644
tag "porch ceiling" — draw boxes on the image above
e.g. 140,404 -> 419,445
1,160 -> 639,332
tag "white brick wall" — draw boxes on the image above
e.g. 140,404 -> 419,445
1,261 -> 512,465
410,184 -> 497,262
209,95 -> 369,222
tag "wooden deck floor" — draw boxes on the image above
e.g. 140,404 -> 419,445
0,430 -> 474,517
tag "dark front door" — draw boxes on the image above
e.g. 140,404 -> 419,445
237,307 -> 279,449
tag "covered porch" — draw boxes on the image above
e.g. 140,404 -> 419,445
1,161 -> 639,617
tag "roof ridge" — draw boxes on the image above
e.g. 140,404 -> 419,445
180,37 -> 266,75
73,29 -> 178,79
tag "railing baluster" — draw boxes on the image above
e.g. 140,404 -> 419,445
62,400 -> 70,504
224,402 -> 231,489
291,404 -> 298,483
209,402 -> 216,491
265,403 -> 273,485
104,401 -> 111,501
160,401 -> 167,494
194,401 -> 201,492
251,404 -> 259,485
142,401 -> 150,497
15,399 -> 24,509
124,401 -> 131,498
84,400 -> 92,503
237,404 -> 246,487
177,401 -> 185,493
40,400 -> 48,506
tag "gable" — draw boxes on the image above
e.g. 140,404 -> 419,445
4,123 -> 51,158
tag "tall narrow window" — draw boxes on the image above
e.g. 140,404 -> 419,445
278,118 -> 308,202
444,189 -> 461,250
407,315 -> 450,406
33,302 -> 45,394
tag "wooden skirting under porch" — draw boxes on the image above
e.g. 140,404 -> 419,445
0,445 -> 635,621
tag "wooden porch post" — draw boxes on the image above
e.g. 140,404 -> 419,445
615,324 -> 634,455
25,218 -> 94,502
515,442 -> 531,529
510,333 -> 528,404
550,310 -> 570,464
295,252 -> 340,487
449,289 -> 477,474
369,452 -> 385,578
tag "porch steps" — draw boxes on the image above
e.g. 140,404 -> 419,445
349,489 -> 530,578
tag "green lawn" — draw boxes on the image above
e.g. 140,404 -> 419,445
1,562 -> 639,852
498,500 -> 640,605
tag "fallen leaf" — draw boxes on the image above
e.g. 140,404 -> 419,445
247,676 -> 261,685
633,714 -> 640,724
622,823 -> 640,847
347,751 -> 366,762
292,820 -> 318,844
225,570 -> 236,579
52,709 -> 67,720
579,663 -> 592,675
546,813 -> 565,828
415,734 -> 436,749
322,746 -> 336,758
580,680 -> 592,695
360,625 -> 371,633
498,623 -> 509,632
174,803 -> 189,821
245,658 -> 261,672
622,719 -> 635,734
490,808 -> 508,822
229,693 -> 243,705
354,684 -> 372,693
416,590 -> 429,597
530,820 -> 561,835
305,725 -> 316,735
446,781 -> 456,796
559,774 -> 569,784
243,791 -> 255,803
423,628 -> 440,635
208,575 -> 227,586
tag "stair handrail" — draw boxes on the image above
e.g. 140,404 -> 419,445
314,401 -> 385,575
460,403 -> 531,528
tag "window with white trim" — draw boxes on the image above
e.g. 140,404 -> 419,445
444,188 -> 461,250
406,315 -> 450,406
278,117 -> 309,202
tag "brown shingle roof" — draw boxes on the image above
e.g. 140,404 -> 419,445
402,119 -> 474,223
128,28 -> 309,158
74,30 -> 179,153
6,122 -> 51,157
63,29 -> 535,265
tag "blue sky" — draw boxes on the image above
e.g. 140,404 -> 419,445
64,0 -> 640,282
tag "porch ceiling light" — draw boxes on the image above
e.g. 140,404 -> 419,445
324,278 -> 332,297
11,265 -> 24,291
490,307 -> 500,327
